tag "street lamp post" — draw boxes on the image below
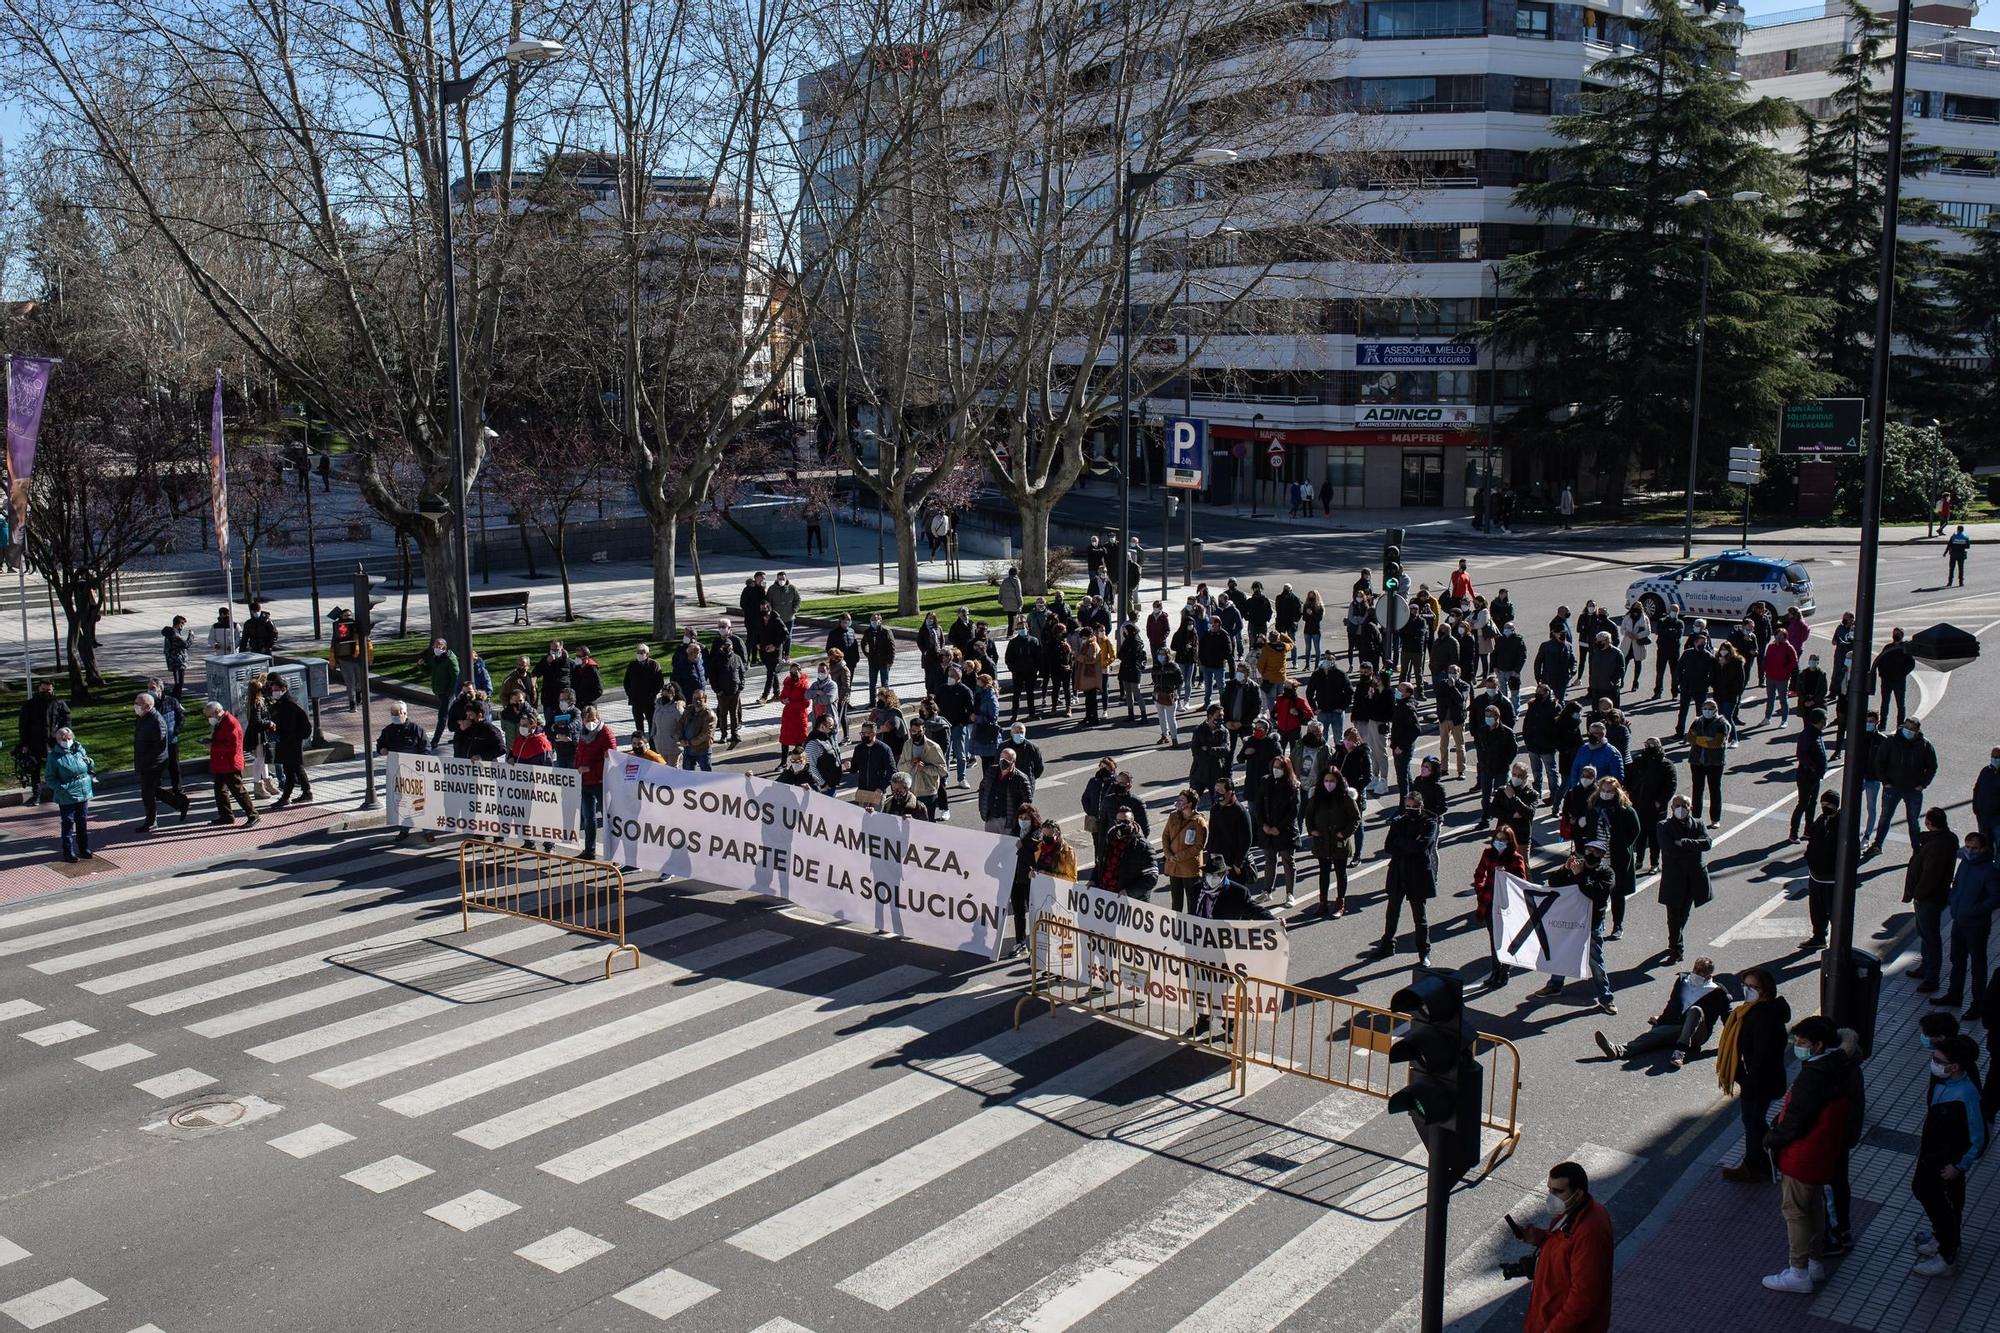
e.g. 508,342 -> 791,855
1827,0 -> 1916,1041
1675,188 -> 1765,559
1249,412 -> 1264,519
435,36 -> 563,675
1119,146 -> 1236,629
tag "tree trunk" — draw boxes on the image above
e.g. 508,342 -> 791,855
517,519 -> 540,578
553,525 -> 574,621
691,522 -> 707,609
1018,493 -> 1055,595
892,501 -> 920,615
829,511 -> 844,593
651,513 -> 680,640
397,533 -> 412,637
416,530 -> 469,651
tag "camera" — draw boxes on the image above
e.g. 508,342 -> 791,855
1499,1255 -> 1536,1282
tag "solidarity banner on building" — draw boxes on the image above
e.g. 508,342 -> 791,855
1491,870 -> 1594,977
1028,874 -> 1291,988
603,757 -> 1017,958
385,752 -> 582,845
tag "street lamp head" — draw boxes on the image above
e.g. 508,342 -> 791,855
1189,147 -> 1240,167
505,38 -> 565,64
1730,190 -> 1767,203
1674,189 -> 1710,207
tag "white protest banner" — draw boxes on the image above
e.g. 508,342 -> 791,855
385,752 -> 583,844
1491,870 -> 1594,976
1028,874 -> 1290,987
602,756 -> 1016,958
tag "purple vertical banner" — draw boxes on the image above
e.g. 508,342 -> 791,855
210,369 -> 230,568
6,355 -> 55,555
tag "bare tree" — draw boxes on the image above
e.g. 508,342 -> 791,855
487,423 -> 623,620
1,0 -> 587,648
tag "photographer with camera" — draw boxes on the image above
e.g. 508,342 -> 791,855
1503,1160 -> 1613,1333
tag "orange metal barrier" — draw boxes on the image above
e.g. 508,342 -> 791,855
457,839 -> 639,978
1013,916 -> 1249,1094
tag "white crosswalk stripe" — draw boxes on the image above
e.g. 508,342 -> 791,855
0,845 -> 392,936
381,945 -> 867,1118
310,928 -> 783,1089
240,914 -> 710,1062
726,1033 -> 1180,1261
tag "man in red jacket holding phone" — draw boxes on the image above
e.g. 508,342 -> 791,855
1517,1159 -> 1613,1332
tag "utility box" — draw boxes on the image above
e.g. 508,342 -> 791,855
1821,946 -> 1883,1057
203,653 -> 274,719
1189,538 -> 1204,572
272,655 -> 332,702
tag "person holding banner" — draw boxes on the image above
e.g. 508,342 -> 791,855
979,750 -> 1032,835
451,701 -> 506,761
847,719 -> 894,806
575,707 -> 618,860
899,724 -> 948,819
679,691 -> 718,772
1473,826 -> 1529,986
1091,814 -> 1159,900
1534,846 -> 1617,1013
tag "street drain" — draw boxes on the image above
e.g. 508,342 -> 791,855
170,1097 -> 248,1130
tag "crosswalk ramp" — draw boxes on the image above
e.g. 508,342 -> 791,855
0,837 -> 1494,1331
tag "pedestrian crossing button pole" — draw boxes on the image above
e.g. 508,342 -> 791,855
1389,968 -> 1484,1333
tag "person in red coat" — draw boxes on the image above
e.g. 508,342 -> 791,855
573,706 -> 620,860
202,700 -> 259,827
1522,1160 -> 1613,1333
1474,825 -> 1529,987
1760,1015 -> 1854,1294
776,660 -> 812,752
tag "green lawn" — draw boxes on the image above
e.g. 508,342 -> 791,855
369,620 -> 819,699
3,671 -> 155,781
802,581 -> 1082,630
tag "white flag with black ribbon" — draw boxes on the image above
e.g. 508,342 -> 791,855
1491,870 -> 1594,976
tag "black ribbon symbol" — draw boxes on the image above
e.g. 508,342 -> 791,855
1507,887 -> 1562,959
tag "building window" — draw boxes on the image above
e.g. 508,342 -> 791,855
1515,2 -> 1553,39
1360,75 -> 1486,114
1303,5 -> 1340,38
1322,446 -> 1365,509
1581,8 -> 1608,43
1921,199 -> 1998,229
1363,0 -> 1484,40
1784,48 -> 1800,71
1357,298 -> 1480,336
1513,78 -> 1552,114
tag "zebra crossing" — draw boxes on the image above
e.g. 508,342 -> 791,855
0,837 -> 1548,1332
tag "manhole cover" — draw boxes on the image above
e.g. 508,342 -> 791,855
170,1097 -> 248,1129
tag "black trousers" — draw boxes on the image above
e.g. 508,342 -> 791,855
1380,888 -> 1429,951
277,745 -> 312,799
139,768 -> 186,823
1316,856 -> 1349,908
1807,875 -> 1833,941
1690,764 -> 1723,822
1913,1166 -> 1966,1260
1653,652 -> 1677,696
1790,778 -> 1822,840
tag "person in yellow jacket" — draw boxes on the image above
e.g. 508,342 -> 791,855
1161,788 -> 1209,912
1256,632 -> 1293,710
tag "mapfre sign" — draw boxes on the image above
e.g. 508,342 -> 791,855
1356,404 -> 1477,426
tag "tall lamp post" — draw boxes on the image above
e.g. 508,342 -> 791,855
1119,146 -> 1237,628
435,35 -> 564,674
1827,0 -> 1916,1042
1675,187 -> 1765,558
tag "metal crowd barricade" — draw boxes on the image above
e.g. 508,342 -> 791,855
457,838 -> 639,978
1236,976 -> 1524,1175
1013,916 -> 1249,1094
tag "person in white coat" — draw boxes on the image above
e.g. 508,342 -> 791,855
1617,604 -> 1653,693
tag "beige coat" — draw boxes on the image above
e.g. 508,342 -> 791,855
901,735 -> 948,799
1162,808 -> 1209,878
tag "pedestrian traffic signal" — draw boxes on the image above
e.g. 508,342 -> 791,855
1388,968 -> 1484,1181
351,566 -> 389,642
1383,543 -> 1404,595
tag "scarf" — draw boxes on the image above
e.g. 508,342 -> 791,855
1714,1000 -> 1762,1094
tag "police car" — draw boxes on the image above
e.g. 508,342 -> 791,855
1624,551 -> 1815,625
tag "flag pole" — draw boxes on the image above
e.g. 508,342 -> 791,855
212,370 -> 234,612
7,358 -> 28,693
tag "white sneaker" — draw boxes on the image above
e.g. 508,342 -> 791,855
1913,1254 -> 1955,1278
1917,1238 -> 1941,1258
1807,1259 -> 1826,1283
1761,1267 -> 1814,1294
1285,893 -> 1297,908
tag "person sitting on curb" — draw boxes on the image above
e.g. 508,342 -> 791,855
1593,956 -> 1731,1069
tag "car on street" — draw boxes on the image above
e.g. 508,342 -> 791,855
1625,550 -> 1815,625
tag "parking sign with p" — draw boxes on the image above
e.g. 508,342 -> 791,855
1165,416 -> 1206,490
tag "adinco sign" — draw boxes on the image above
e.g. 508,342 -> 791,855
1356,405 -> 1476,426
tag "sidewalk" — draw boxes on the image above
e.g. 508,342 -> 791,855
1611,941 -> 1995,1333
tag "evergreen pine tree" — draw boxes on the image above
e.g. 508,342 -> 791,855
1485,0 -> 1829,505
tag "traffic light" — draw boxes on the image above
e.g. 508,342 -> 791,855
1383,543 -> 1404,596
351,566 -> 389,642
1388,968 -> 1484,1181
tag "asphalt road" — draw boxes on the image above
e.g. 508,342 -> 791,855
2,522 -> 1993,1333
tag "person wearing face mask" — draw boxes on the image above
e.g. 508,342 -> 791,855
1350,666 -> 1392,795
978,748 -> 1032,836
1473,705 -> 1518,826
1471,825 -> 1527,987
1372,792 -> 1440,966
573,706 -> 618,860
1758,1016 -> 1854,1294
1491,622 -> 1528,713
1255,756 -> 1302,908
1718,966 -> 1792,1182
1909,1034 -> 1986,1278
1162,788 -> 1210,912
1793,650 -> 1829,716
1650,605 -> 1683,701
1785,708 -> 1830,844
1432,664 -> 1469,781
1488,762 -> 1536,851
1206,781 -> 1255,884
1974,746 -> 2000,847
1387,683 -> 1421,801
1800,792 -> 1844,951
42,725 -> 95,862
1514,1161 -> 1613,1333
1934,830 -> 1999,1019
1686,699 -> 1733,827
1656,796 -> 1713,964
881,771 -> 927,821
267,680 -> 315,808
776,746 -> 816,788
778,662 -> 814,760
1593,955 -> 1729,1069
1872,624 -> 1916,726
1867,715 -> 1937,858
1535,845 -> 1617,1013
1305,652 -> 1350,741
1220,661 -> 1261,763
1624,737 -> 1676,872
1592,779 -> 1640,940
1091,815 -> 1159,900
1905,808 -> 1959,993
1302,769 -> 1359,919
